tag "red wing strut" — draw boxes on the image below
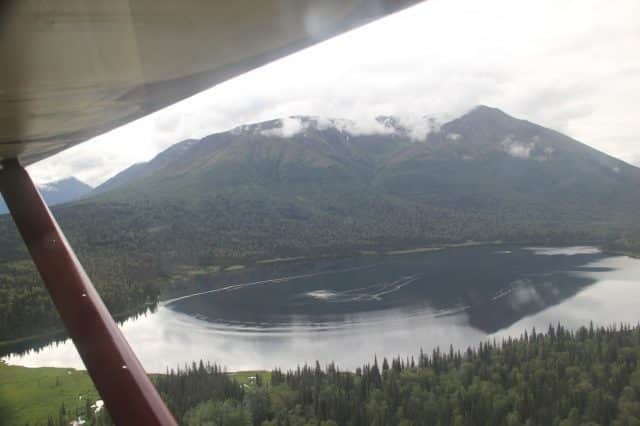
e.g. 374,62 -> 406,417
0,160 -> 177,426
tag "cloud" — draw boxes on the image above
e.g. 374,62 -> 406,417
260,117 -> 306,138
26,0 -> 640,186
508,281 -> 545,310
261,116 -> 402,139
502,137 -> 534,159
320,117 -> 395,137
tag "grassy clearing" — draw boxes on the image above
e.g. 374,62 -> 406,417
229,370 -> 271,387
0,363 -> 99,426
0,363 -> 273,425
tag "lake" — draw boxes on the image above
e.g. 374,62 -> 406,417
3,246 -> 640,372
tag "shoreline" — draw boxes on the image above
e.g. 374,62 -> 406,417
1,240 -> 608,352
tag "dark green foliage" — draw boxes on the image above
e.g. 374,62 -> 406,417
154,362 -> 244,419
606,231 -> 640,258
183,400 -> 252,426
111,323 -> 640,426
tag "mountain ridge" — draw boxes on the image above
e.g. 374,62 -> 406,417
93,105 -> 640,199
0,176 -> 92,215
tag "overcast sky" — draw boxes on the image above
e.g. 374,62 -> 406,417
28,0 -> 640,187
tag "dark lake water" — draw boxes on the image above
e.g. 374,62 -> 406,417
4,246 -> 640,372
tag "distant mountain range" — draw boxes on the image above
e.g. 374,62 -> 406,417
0,177 -> 92,215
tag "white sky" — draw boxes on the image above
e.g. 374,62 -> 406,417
28,0 -> 640,187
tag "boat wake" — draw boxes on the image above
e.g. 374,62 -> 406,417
302,275 -> 419,303
163,264 -> 378,306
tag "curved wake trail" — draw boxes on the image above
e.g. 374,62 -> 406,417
305,275 -> 420,303
162,264 -> 378,306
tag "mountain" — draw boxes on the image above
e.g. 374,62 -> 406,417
94,105 -> 640,221
3,105 -> 640,344
5,104 -> 640,271
0,177 -> 92,215
55,105 -> 637,267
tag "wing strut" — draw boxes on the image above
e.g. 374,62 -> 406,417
0,159 -> 177,425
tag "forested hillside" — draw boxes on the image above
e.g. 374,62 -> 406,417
42,323 -> 640,426
2,106 -> 639,345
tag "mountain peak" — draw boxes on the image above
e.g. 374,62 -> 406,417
472,104 -> 505,113
446,105 -> 538,136
1,176 -> 92,214
38,177 -> 91,192
464,105 -> 512,119
39,176 -> 90,190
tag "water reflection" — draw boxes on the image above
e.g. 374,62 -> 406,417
167,246 -> 605,334
0,303 -> 157,357
3,246 -> 639,372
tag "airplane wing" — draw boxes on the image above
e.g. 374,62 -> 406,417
0,0 -> 421,165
